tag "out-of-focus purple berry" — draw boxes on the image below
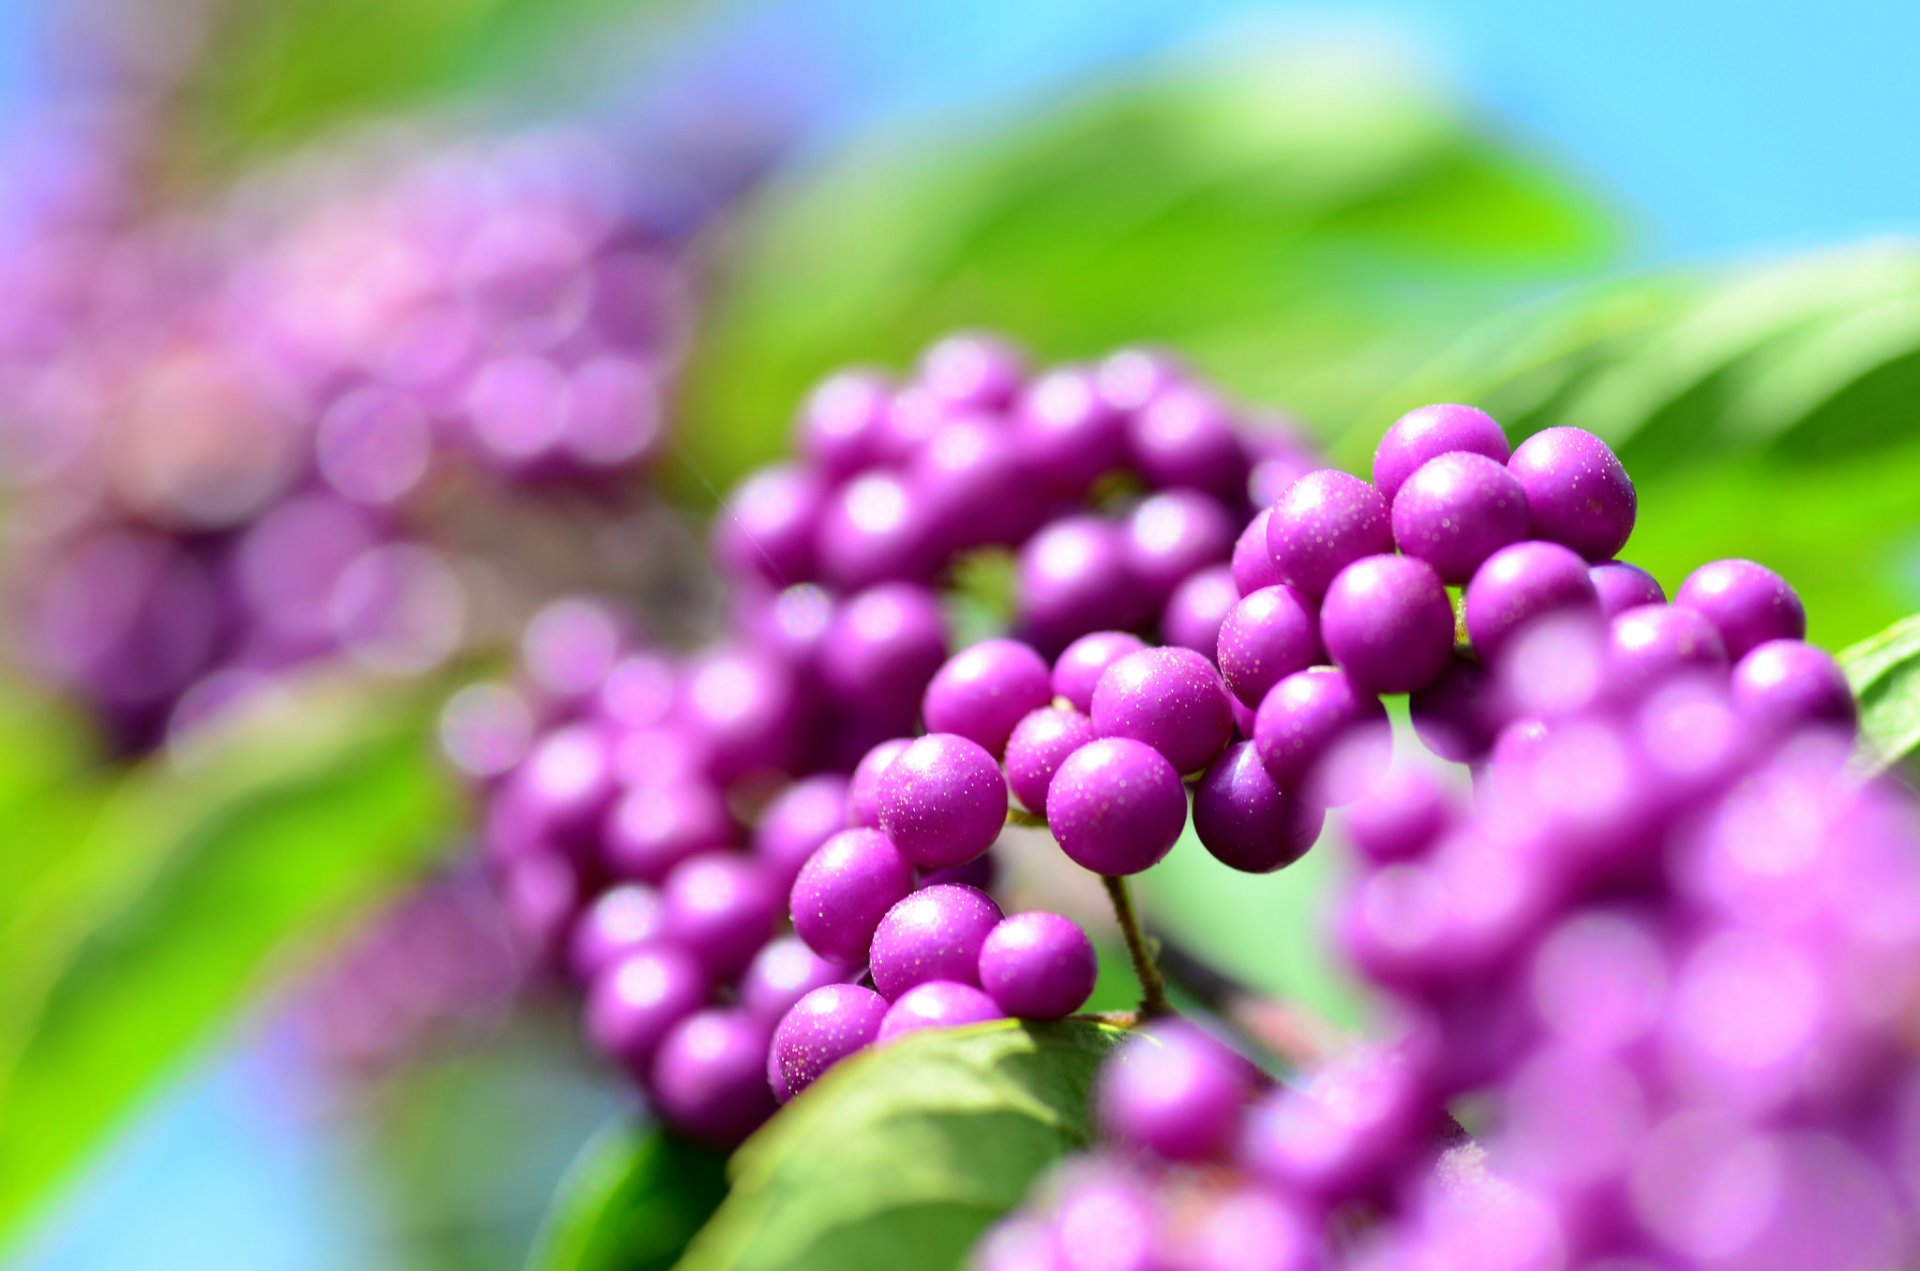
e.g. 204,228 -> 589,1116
1216,584 -> 1322,711
913,415 -> 1047,554
1192,741 -> 1325,873
816,470 -> 932,588
740,934 -> 852,1024
584,944 -> 709,1076
1266,469 -> 1394,599
1507,426 -> 1636,561
520,597 -> 630,711
1046,737 -> 1188,875
919,331 -> 1026,410
1253,666 -> 1390,803
1097,345 -> 1185,413
1390,452 -> 1529,584
1409,656 -> 1500,764
1463,540 -> 1599,662
1674,558 -> 1806,660
1342,761 -> 1454,865
751,774 -> 849,892
1231,508 -> 1284,596
799,368 -> 891,479
514,723 -> 620,859
923,638 -> 1054,758
1017,516 -> 1147,655
1589,560 -> 1666,618
1238,1047 -> 1425,1204
1320,554 -> 1455,696
661,853 -> 779,980
674,645 -> 799,781
603,782 -> 731,884
820,583 -> 949,725
869,883 -> 1004,999
1052,630 -> 1149,714
1606,603 -> 1728,696
877,733 -> 1008,869
714,465 -> 823,588
917,851 -> 999,892
1161,566 -> 1239,656
1129,384 -> 1247,497
1091,646 -> 1235,775
770,983 -> 888,1100
1371,403 -> 1510,503
499,853 -> 581,972
1731,639 -> 1857,737
592,652 -> 676,731
977,912 -> 1097,1020
1018,365 -> 1126,492
1004,704 -> 1099,815
790,826 -> 914,963
1123,490 -> 1235,605
568,883 -> 665,983
877,980 -> 1005,1042
1098,1021 -> 1253,1162
440,682 -> 534,785
649,1008 -> 776,1147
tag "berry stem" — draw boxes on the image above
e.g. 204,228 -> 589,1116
1101,874 -> 1171,1019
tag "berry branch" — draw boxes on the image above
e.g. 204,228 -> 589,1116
1099,874 -> 1172,1019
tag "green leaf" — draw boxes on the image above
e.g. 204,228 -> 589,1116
678,1019 -> 1124,1271
0,672 -> 457,1248
1842,614 -> 1920,776
677,35 -> 1616,498
531,1124 -> 730,1271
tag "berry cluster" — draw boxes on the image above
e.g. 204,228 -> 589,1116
1,122 -> 739,751
980,406 -> 1920,1268
454,335 -> 1322,1142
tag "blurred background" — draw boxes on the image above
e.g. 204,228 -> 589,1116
1,1 -> 1917,1268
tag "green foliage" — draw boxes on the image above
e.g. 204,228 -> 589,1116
675,36 -> 1616,497
678,1019 -> 1123,1271
1842,614 -> 1920,776
531,1124 -> 730,1271
0,673 -> 456,1249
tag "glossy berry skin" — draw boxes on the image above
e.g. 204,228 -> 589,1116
790,828 -> 914,963
1129,384 -> 1247,497
1017,366 -> 1126,492
1046,737 -> 1188,875
1506,426 -> 1636,561
877,980 -> 1005,1042
1052,630 -> 1149,714
661,853 -> 780,981
1192,741 -> 1325,873
1371,403 -> 1510,502
868,884 -> 1004,999
1124,491 -> 1235,604
877,733 -> 1008,869
740,934 -> 852,1024
713,464 -> 822,587
1091,646 -> 1235,775
1098,1021 -> 1252,1162
1162,566 -> 1239,656
1674,558 -> 1806,659
847,738 -> 910,829
1463,540 -> 1600,662
584,945 -> 710,1076
1319,554 -> 1455,695
603,783 -> 732,884
1265,470 -> 1394,599
1589,560 -> 1665,617
1732,639 -> 1857,736
922,639 -> 1054,758
567,883 -> 666,983
1216,584 -> 1322,711
1390,452 -> 1530,584
1016,516 -> 1147,654
1231,508 -> 1284,595
770,983 -> 889,1101
649,1008 -> 776,1147
1004,705 -> 1099,814
750,774 -> 849,892
1606,603 -> 1728,696
1252,666 -> 1389,804
977,912 -> 1098,1020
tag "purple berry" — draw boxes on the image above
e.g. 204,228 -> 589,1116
922,638 -> 1054,758
520,599 -> 629,710
1371,403 -> 1510,502
877,733 -> 1009,869
1046,737 -> 1188,875
675,646 -> 800,782
847,738 -> 911,829
1004,704 -> 1099,815
498,854 -> 581,971
1463,540 -> 1600,662
514,723 -> 620,859
868,884 -> 1004,999
1052,630 -> 1149,714
1231,508 -> 1283,595
816,470 -> 932,588
877,980 -> 1005,1042
1390,452 -> 1530,584
568,883 -> 666,983
713,464 -> 822,586
1674,558 -> 1807,659
1098,1021 -> 1252,1162
603,782 -> 732,884
1731,639 -> 1857,736
770,983 -> 889,1100
1606,603 -> 1728,696
740,934 -> 852,1024
917,851 -> 998,892
584,945 -> 709,1076
1091,646 -> 1235,775
1128,384 -> 1247,497
1162,566 -> 1239,656
1018,365 -> 1126,492
1589,560 -> 1665,618
1017,516 -> 1147,654
1192,741 -> 1325,873
1408,656 -> 1500,764
820,583 -> 949,721
1507,426 -> 1636,561
1252,666 -> 1389,805
1124,490 -> 1235,605
798,368 -> 891,479
1265,469 -> 1394,599
1097,345 -> 1186,413
789,826 -> 914,963
977,912 -> 1097,1020
919,331 -> 1025,410
1320,554 -> 1455,695
913,415 -> 1047,554
1216,584 -> 1322,711
649,1008 -> 776,1146
661,853 -> 779,981
751,774 -> 849,892
1342,761 -> 1454,865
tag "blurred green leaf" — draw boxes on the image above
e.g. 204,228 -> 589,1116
530,1124 -> 728,1271
1842,614 -> 1920,776
0,672 -> 456,1249
677,36 -> 1616,497
679,1019 -> 1121,1270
